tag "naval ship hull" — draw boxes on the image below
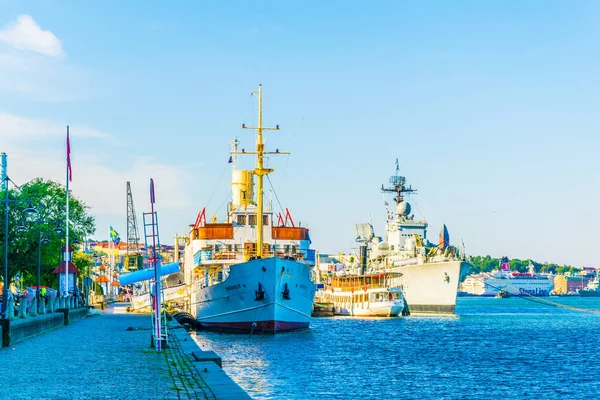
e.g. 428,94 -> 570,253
578,289 -> 600,297
390,260 -> 469,314
192,257 -> 316,333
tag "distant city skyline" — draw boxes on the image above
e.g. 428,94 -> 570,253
1,1 -> 599,267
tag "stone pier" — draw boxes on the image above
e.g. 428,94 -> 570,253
0,303 -> 250,399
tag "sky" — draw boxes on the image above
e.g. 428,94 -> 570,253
1,1 -> 599,267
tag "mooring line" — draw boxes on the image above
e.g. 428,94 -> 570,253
469,274 -> 600,313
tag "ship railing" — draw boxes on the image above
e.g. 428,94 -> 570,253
212,251 -> 241,261
327,283 -> 386,292
215,249 -> 305,261
196,246 -> 309,265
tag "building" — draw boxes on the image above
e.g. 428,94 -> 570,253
552,275 -> 591,294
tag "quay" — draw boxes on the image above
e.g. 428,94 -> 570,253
0,303 -> 250,400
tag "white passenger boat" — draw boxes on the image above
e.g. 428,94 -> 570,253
460,258 -> 554,297
181,85 -> 317,333
119,263 -> 188,311
322,272 -> 405,317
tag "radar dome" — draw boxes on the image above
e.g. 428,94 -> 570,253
396,201 -> 411,216
377,242 -> 390,251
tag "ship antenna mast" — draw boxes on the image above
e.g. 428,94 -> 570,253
230,136 -> 239,170
237,85 -> 289,258
381,158 -> 416,205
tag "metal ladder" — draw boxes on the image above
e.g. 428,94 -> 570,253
142,210 -> 168,349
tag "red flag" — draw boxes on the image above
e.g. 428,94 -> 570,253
67,127 -> 72,182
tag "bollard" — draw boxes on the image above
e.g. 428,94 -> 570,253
7,297 -> 14,321
38,297 -> 46,315
18,300 -> 27,319
29,297 -> 37,317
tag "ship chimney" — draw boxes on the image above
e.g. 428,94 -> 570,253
359,244 -> 368,275
438,224 -> 449,250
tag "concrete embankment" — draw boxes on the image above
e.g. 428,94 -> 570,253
0,303 -> 250,399
0,306 -> 89,346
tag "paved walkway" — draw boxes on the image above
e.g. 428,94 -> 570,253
0,304 -> 239,400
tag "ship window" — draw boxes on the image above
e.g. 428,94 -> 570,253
237,215 -> 246,225
263,215 -> 269,225
248,214 -> 257,225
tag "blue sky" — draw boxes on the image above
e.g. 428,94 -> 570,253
1,1 -> 599,267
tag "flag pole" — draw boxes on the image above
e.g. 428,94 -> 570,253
109,236 -> 112,296
65,126 -> 70,296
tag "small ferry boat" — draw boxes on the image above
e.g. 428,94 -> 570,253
495,289 -> 511,298
322,272 -> 405,317
119,262 -> 187,311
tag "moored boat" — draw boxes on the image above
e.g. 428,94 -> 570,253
578,275 -> 600,297
460,258 -> 554,297
345,161 -> 470,314
182,85 -> 317,333
322,272 -> 405,317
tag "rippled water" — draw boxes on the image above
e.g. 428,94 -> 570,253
190,297 -> 600,399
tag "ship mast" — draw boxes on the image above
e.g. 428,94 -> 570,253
381,158 -> 416,206
230,136 -> 239,170
238,85 -> 288,258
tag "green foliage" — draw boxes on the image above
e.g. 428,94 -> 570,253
0,178 -> 95,288
470,255 -> 576,274
73,252 -> 94,279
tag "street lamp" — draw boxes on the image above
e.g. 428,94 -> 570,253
32,202 -> 54,312
2,175 -> 37,317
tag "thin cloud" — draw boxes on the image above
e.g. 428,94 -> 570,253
1,115 -> 194,238
0,15 -> 64,57
0,113 -> 109,140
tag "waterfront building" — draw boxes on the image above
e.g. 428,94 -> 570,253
552,275 -> 591,295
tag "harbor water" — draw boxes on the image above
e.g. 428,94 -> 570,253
190,297 -> 600,399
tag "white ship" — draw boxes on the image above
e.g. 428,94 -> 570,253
119,262 -> 188,311
460,257 -> 554,296
181,85 -> 316,333
350,161 -> 470,314
322,272 -> 405,317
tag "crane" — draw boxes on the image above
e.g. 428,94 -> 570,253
125,182 -> 142,270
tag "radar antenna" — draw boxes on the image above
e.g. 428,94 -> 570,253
381,158 -> 417,205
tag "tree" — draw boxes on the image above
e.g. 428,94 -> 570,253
0,178 -> 95,289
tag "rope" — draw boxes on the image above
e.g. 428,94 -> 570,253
214,191 -> 232,217
470,273 -> 600,313
205,164 -> 228,209
266,175 -> 285,218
